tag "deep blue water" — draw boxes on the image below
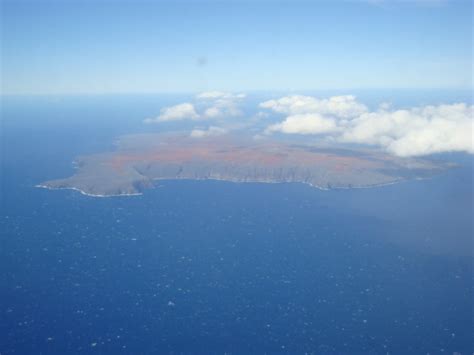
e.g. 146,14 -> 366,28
1,95 -> 473,354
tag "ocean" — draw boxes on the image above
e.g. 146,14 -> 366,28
1,94 -> 473,354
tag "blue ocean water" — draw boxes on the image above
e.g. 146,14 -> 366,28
1,95 -> 473,354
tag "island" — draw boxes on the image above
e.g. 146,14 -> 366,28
37,133 -> 447,197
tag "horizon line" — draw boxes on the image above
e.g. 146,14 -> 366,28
1,87 -> 473,97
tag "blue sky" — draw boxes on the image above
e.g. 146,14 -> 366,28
1,0 -> 472,94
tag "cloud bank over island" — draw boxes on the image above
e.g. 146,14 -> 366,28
146,92 -> 473,157
260,95 -> 473,157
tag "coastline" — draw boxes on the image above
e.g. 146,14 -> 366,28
35,184 -> 143,198
34,175 -> 409,198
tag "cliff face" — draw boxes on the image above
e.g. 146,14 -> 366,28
38,133 -> 445,197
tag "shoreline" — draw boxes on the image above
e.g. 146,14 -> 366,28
35,184 -> 143,198
34,176 -> 408,198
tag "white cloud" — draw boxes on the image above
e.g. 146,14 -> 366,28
201,98 -> 242,119
190,126 -> 228,138
261,95 -> 474,157
146,92 -> 246,123
145,103 -> 200,122
203,107 -> 222,119
265,114 -> 339,135
147,93 -> 473,158
198,91 -> 245,119
260,95 -> 368,119
341,103 -> 474,157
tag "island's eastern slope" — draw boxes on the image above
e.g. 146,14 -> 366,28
38,133 -> 446,196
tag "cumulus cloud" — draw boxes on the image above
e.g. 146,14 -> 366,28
201,98 -> 242,119
265,114 -> 339,135
145,103 -> 200,122
341,103 -> 474,157
260,95 -> 368,119
146,92 -> 473,157
202,106 -> 221,118
198,91 -> 245,119
190,126 -> 228,138
261,95 -> 474,157
146,91 -> 245,123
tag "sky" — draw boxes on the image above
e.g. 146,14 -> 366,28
1,0 -> 472,95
